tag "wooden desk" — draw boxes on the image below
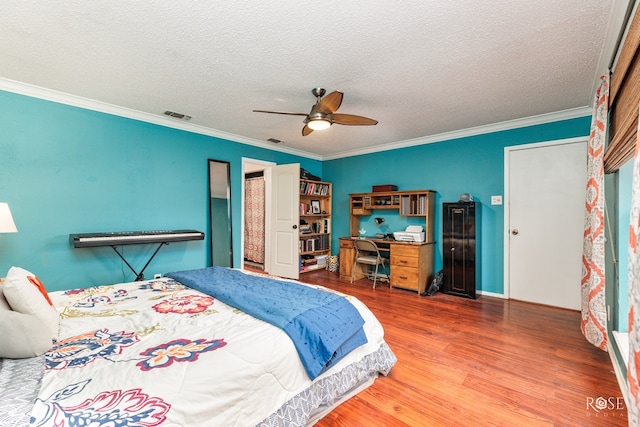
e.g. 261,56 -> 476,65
339,237 -> 435,294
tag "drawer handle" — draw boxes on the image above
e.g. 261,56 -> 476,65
399,276 -> 408,280
399,260 -> 408,264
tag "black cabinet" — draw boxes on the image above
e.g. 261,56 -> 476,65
442,202 -> 479,299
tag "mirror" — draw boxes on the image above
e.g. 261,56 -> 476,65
208,159 -> 233,267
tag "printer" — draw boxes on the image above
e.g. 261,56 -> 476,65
393,225 -> 425,242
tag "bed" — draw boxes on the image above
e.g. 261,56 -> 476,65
0,266 -> 396,426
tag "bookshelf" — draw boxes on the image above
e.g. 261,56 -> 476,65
299,179 -> 332,273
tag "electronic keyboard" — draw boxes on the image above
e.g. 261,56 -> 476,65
70,229 -> 205,281
70,230 -> 204,248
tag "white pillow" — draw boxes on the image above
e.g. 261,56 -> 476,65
3,267 -> 59,340
0,281 -> 10,311
0,310 -> 52,358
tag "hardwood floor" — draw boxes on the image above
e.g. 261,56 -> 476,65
297,270 -> 626,427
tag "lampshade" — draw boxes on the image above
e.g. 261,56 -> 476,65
307,118 -> 331,131
0,203 -> 17,233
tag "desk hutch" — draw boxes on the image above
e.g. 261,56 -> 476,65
340,189 -> 436,294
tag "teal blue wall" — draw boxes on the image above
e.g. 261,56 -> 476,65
0,89 -> 592,295
324,117 -> 591,294
0,90 -> 321,290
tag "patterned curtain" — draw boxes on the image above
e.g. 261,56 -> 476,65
581,75 -> 609,350
627,104 -> 640,425
244,177 -> 265,264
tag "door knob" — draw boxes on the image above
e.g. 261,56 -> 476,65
292,225 -> 297,229
512,229 -> 519,235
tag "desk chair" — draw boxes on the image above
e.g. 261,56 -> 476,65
351,239 -> 390,288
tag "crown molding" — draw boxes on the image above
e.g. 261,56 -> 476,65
0,77 -> 591,162
322,106 -> 592,160
0,78 -> 323,161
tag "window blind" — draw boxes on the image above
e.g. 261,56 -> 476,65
604,7 -> 640,173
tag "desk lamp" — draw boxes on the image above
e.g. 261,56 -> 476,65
374,217 -> 392,238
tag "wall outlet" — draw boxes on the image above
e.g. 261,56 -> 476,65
491,195 -> 503,205
153,273 -> 162,279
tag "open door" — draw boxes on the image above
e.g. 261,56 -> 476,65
267,163 -> 300,279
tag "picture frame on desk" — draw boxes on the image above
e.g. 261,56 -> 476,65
311,200 -> 321,214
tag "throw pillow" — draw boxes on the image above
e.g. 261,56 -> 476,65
3,267 -> 59,339
0,282 -> 10,311
0,310 -> 53,358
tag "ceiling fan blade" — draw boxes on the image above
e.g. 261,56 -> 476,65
253,109 -> 308,116
302,124 -> 314,136
332,113 -> 378,126
316,91 -> 343,114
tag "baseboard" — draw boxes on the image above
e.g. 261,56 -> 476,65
477,290 -> 506,299
609,332 -> 630,409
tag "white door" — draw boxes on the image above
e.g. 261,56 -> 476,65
268,163 -> 300,279
506,138 -> 587,310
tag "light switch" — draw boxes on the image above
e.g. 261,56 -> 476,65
491,195 -> 503,205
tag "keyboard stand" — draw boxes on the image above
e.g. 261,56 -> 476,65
111,242 -> 167,281
70,230 -> 205,281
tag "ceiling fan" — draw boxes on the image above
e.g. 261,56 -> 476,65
253,88 -> 378,136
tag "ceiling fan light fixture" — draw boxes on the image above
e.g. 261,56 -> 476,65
307,118 -> 331,131
254,88 -> 377,135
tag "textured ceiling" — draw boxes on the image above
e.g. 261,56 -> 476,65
0,1 -> 631,159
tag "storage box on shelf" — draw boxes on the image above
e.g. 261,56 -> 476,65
372,184 -> 398,192
299,179 -> 332,274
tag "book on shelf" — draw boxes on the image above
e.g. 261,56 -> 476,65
299,223 -> 311,234
307,219 -> 330,234
299,234 -> 329,253
300,181 -> 330,196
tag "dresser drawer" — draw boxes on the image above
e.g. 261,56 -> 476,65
391,244 -> 420,258
390,254 -> 419,268
339,239 -> 354,249
391,265 -> 419,291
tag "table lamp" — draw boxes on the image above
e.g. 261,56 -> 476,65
374,217 -> 392,238
0,203 -> 18,233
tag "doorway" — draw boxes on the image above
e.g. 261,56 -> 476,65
242,158 -> 274,271
244,170 -> 265,271
240,159 -> 301,279
504,137 -> 588,310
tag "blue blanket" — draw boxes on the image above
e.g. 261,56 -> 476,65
164,267 -> 367,379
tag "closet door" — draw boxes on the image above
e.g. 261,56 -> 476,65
507,140 -> 585,309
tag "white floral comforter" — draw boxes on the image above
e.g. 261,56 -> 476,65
27,274 -> 396,426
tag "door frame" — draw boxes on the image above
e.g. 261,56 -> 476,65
503,136 -> 588,300
241,157 -> 275,271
